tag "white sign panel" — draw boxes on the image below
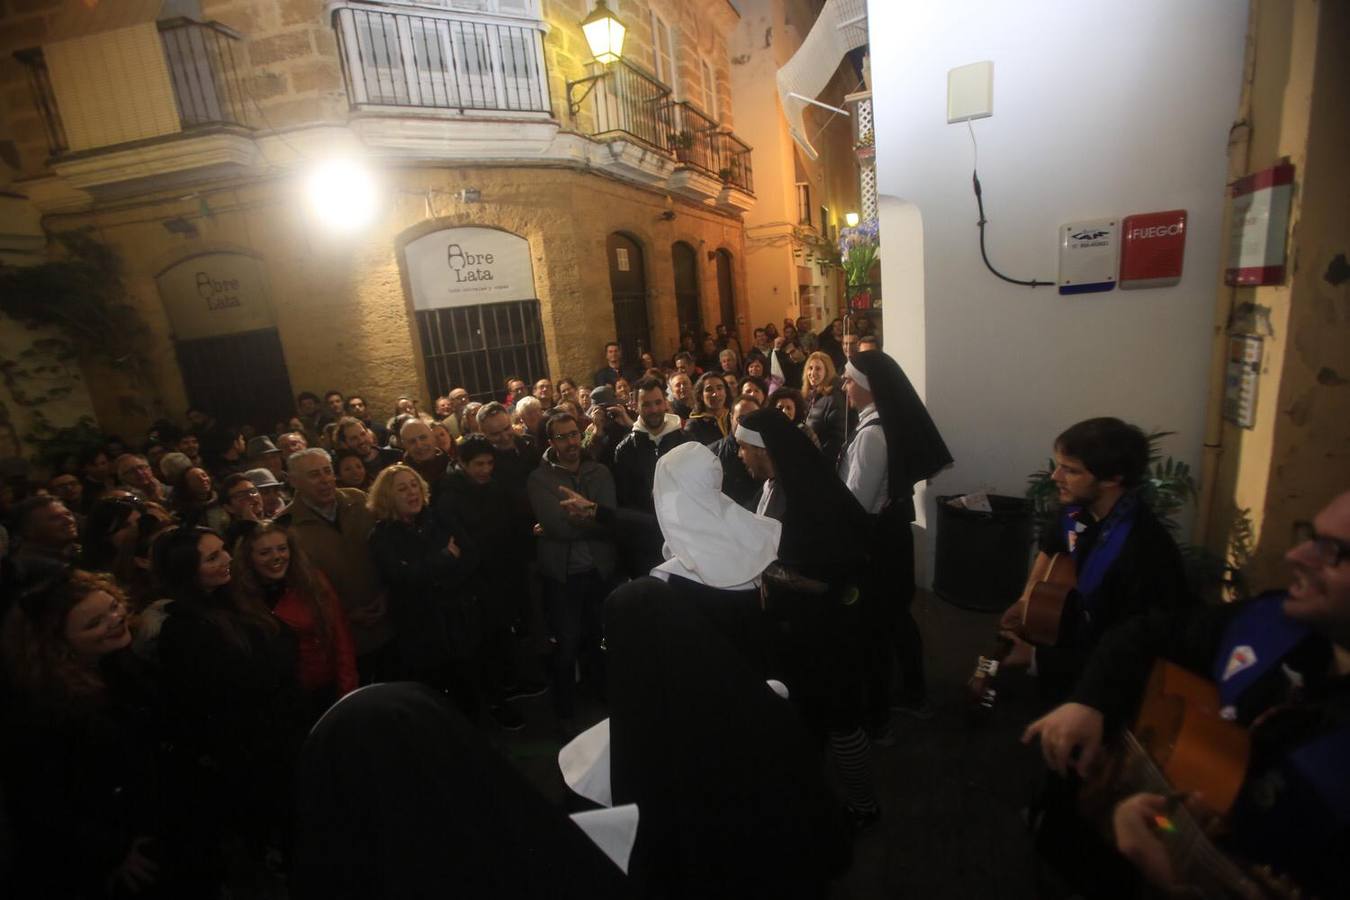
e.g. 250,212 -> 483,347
404,227 -> 535,310
156,252 -> 276,340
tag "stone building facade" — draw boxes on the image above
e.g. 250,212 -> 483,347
0,0 -> 756,436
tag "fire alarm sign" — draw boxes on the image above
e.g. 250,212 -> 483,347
1119,210 -> 1187,289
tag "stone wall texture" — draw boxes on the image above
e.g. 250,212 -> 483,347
45,166 -> 746,437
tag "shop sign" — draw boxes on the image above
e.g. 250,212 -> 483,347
156,252 -> 275,340
404,227 -> 535,310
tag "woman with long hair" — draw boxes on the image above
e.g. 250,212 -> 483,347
170,466 -> 230,533
80,495 -> 146,586
802,351 -> 846,462
231,521 -> 358,719
682,372 -> 732,445
366,465 -> 482,718
772,386 -> 821,450
1,570 -> 212,897
153,526 -> 305,864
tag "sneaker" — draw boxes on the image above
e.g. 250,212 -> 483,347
503,681 -> 549,701
488,703 -> 525,732
891,696 -> 935,720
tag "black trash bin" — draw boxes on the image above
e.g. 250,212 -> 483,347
932,494 -> 1033,612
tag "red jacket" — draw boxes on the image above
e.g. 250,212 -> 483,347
272,573 -> 359,696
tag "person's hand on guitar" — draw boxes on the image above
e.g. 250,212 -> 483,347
997,598 -> 1035,668
1112,793 -> 1177,891
1021,702 -> 1104,777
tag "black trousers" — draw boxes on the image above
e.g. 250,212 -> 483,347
863,508 -> 924,723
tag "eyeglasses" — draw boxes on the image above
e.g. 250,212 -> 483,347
1292,521 -> 1350,567
229,488 -> 261,501
550,430 -> 582,443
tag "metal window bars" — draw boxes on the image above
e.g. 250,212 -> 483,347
416,301 -> 549,403
14,19 -> 249,157
334,7 -> 550,114
158,18 -> 251,129
13,48 -> 67,156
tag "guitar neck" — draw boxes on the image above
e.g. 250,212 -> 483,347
1115,732 -> 1267,899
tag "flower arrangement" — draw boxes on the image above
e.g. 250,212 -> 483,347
838,217 -> 880,286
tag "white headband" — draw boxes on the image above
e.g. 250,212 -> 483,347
844,360 -> 870,391
735,424 -> 766,448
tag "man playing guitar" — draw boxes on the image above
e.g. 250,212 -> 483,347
1025,489 -> 1350,898
999,418 -> 1194,700
995,418 -> 1196,899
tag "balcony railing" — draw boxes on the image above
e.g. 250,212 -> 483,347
585,59 -> 673,150
665,100 -> 720,176
14,48 -> 66,155
666,101 -> 753,193
334,7 -> 550,114
159,19 -> 250,129
715,132 -> 754,194
14,19 -> 248,157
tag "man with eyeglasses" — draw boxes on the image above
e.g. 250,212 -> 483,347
1024,490 -> 1350,899
114,453 -> 168,506
221,472 -> 264,523
527,410 -> 617,737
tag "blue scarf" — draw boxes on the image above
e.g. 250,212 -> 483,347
1061,492 -> 1138,616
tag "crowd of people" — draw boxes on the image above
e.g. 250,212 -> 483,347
0,311 -> 1344,899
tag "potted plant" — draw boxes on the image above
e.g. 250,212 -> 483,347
669,129 -> 694,162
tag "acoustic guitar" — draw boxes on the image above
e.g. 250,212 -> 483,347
967,553 -> 1077,712
1079,661 -> 1300,899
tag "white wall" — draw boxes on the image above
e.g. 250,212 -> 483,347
869,0 -> 1247,576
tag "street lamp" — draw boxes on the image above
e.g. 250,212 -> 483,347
568,1 -> 628,115
581,0 -> 626,65
845,211 -> 860,228
306,159 -> 378,233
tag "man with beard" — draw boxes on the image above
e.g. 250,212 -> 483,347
612,377 -> 692,576
840,350 -> 953,722
735,408 -> 880,827
998,417 -> 1193,699
344,395 -> 389,447
337,417 -> 402,482
1025,490 -> 1350,900
12,495 -> 81,565
528,411 -> 617,736
1001,417 -> 1195,899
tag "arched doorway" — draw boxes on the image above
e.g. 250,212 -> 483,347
156,252 -> 295,432
714,249 -> 735,333
672,241 -> 703,341
607,232 -> 651,364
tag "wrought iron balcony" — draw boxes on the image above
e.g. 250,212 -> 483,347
571,66 -> 755,196
666,101 -> 753,194
578,58 -> 674,150
159,19 -> 251,130
14,19 -> 249,157
334,7 -> 550,115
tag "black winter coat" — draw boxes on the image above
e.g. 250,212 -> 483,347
369,509 -> 482,668
710,434 -> 759,511
682,413 -> 728,446
804,387 -> 846,463
438,471 -> 529,630
1036,500 -> 1194,700
612,426 -> 693,514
